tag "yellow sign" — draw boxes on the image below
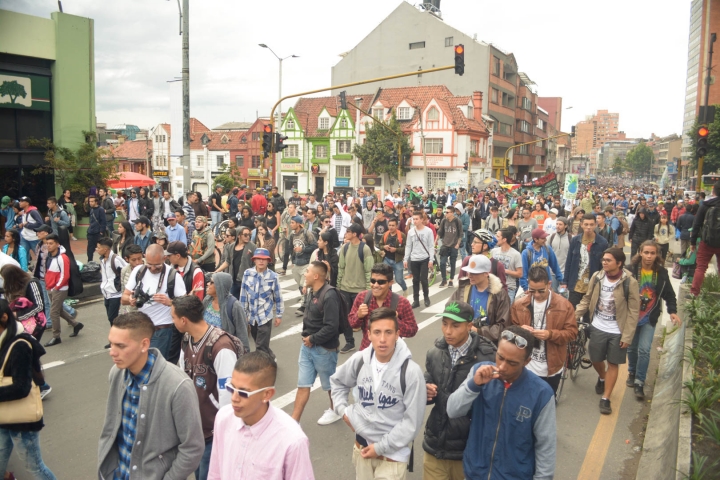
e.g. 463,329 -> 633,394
492,157 -> 505,167
282,163 -> 303,172
248,168 -> 262,176
153,170 -> 168,177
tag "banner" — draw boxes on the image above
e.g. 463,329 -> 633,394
564,174 -> 579,200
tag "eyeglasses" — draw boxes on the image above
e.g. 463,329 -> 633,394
369,278 -> 388,285
224,384 -> 274,398
224,234 -> 233,238
527,288 -> 547,294
501,330 -> 528,349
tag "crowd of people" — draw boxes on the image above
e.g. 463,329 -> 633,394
0,176 -> 718,479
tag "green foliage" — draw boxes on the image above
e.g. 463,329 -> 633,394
212,164 -> 245,193
700,274 -> 720,295
353,113 -> 413,180
689,110 -> 720,174
0,80 -> 27,104
684,452 -> 719,480
680,379 -> 720,415
624,143 -> 654,177
612,156 -> 625,175
698,410 -> 720,445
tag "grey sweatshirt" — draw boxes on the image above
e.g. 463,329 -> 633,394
404,226 -> 435,262
330,338 -> 426,462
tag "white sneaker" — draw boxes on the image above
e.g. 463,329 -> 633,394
317,408 -> 342,425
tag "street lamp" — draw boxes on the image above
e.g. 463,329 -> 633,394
258,44 -> 299,122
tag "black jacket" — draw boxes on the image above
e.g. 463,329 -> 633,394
138,195 -> 154,218
0,334 -> 46,431
316,248 -> 339,287
423,332 -> 496,460
629,264 -> 677,327
691,195 -> 720,245
101,197 -> 116,222
302,285 -> 340,350
270,193 -> 286,214
677,212 -> 695,241
629,209 -> 654,245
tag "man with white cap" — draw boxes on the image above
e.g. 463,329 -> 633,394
240,248 -> 283,358
450,254 -> 511,344
543,208 -> 559,235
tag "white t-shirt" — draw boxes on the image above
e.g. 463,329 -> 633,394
591,277 -> 622,334
543,217 -> 558,235
491,247 -> 522,290
124,264 -> 187,326
527,293 -> 557,378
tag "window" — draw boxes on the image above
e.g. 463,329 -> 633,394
337,140 -> 352,154
493,56 -> 501,76
518,145 -> 528,154
491,88 -> 498,104
471,140 -> 479,154
319,117 -> 330,130
426,171 -> 447,191
285,145 -> 299,157
537,119 -> 545,131
498,122 -> 512,136
409,41 -> 425,49
445,37 -> 454,47
518,120 -> 531,133
467,105 -> 474,119
154,135 -> 166,143
287,120 -> 295,130
216,155 -> 224,168
501,93 -> 515,108
235,155 -> 244,167
373,108 -> 384,119
241,136 -> 247,143
336,165 -> 351,178
251,132 -> 260,141
316,145 -> 328,158
397,107 -> 412,120
196,155 -> 204,167
521,97 -> 532,110
251,156 -> 261,168
340,118 -> 348,128
423,138 -> 443,154
156,155 -> 166,167
427,107 -> 439,121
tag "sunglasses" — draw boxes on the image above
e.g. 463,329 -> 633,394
501,330 -> 528,349
224,385 -> 274,398
369,278 -> 388,285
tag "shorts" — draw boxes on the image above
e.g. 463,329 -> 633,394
297,343 -> 338,391
588,325 -> 626,365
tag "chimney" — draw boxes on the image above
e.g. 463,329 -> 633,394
472,91 -> 483,120
118,135 -> 126,144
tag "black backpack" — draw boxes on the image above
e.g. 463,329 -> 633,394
701,206 -> 720,248
135,265 -> 180,299
342,241 -> 366,265
312,283 -> 350,337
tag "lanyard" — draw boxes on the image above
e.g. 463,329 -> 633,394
534,295 -> 551,331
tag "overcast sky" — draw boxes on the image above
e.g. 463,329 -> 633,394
2,0 -> 690,137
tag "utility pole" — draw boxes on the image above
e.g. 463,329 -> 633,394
181,0 -> 191,197
699,32 -> 716,190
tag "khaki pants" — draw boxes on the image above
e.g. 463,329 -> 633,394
422,453 -> 465,480
49,289 -> 78,339
352,444 -> 407,480
293,264 -> 309,309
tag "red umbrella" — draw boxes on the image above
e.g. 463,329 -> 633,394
106,172 -> 156,189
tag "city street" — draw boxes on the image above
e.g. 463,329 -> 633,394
8,257 -> 677,479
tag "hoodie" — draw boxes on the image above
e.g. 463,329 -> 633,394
691,195 -> 720,245
20,206 -> 43,241
330,338 -> 426,462
519,242 -> 563,290
202,272 -> 250,353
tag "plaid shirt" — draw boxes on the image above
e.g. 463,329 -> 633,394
239,268 -> 284,326
114,352 -> 156,480
348,290 -> 418,350
449,335 -> 473,366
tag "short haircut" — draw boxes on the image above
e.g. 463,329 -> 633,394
307,208 -> 317,217
502,325 -> 538,359
234,351 -> 277,387
527,266 -> 549,284
582,213 -> 596,223
522,206 -> 532,212
371,262 -> 393,281
45,233 -> 59,243
125,244 -> 143,258
174,209 -> 185,216
387,217 -> 398,225
490,206 -> 498,211
172,295 -> 205,324
98,237 -> 114,248
604,247 -> 626,267
310,260 -> 328,278
497,228 -> 513,243
605,207 -> 614,214
368,307 -> 398,330
47,196 -> 57,204
113,311 -> 155,340
88,195 -> 98,202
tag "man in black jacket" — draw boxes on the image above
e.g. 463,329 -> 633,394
424,301 -> 496,479
98,188 -> 116,236
690,181 -> 720,296
627,240 -> 680,399
269,186 -> 287,214
86,194 -> 107,263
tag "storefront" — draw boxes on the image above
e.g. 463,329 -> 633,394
152,170 -> 170,193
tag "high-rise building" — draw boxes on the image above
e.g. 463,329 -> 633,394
571,110 -> 622,174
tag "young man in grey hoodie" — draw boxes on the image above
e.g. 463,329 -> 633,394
331,307 -> 426,479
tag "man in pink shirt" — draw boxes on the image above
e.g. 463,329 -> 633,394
208,351 -> 314,480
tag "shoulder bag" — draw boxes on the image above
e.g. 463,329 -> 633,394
0,339 -> 43,424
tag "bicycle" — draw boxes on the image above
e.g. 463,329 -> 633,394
428,245 -> 442,287
213,219 -> 231,243
556,321 -> 593,403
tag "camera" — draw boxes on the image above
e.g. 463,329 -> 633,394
640,296 -> 651,311
133,284 -> 152,308
474,316 -> 489,327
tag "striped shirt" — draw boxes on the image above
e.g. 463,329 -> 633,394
183,202 -> 196,244
114,352 -> 156,480
239,268 -> 284,326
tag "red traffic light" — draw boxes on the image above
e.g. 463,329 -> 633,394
698,125 -> 710,137
263,124 -> 273,134
455,45 -> 464,55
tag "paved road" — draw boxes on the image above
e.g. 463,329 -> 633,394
8,258 -> 680,479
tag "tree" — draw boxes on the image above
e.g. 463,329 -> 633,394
612,155 -> 625,176
212,164 -> 245,193
27,131 -> 118,218
624,143 -> 654,177
0,80 -> 27,104
353,113 -> 413,180
700,109 -> 720,174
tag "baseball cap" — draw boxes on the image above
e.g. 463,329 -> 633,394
435,301 -> 475,323
215,184 -> 224,189
195,216 -> 208,223
677,199 -> 684,203
532,228 -> 548,239
549,208 -> 559,215
251,248 -> 271,260
291,215 -> 304,224
166,212 -> 176,219
18,196 -> 30,204
347,223 -> 364,235
34,224 -> 53,233
461,254 -> 492,274
164,241 -> 187,256
133,216 -> 151,225
1,196 -> 10,208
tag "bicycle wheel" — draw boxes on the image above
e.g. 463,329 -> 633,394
556,361 -> 568,404
569,342 -> 582,381
213,220 -> 230,242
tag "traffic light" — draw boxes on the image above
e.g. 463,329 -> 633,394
402,153 -> 411,166
454,45 -> 465,76
339,91 -> 347,110
391,152 -> 399,166
463,161 -> 469,171
274,132 -> 288,154
697,124 -> 710,157
262,125 -> 273,159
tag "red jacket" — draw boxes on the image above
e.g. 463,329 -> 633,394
45,250 -> 70,291
250,194 -> 268,215
671,205 -> 685,224
348,290 -> 418,350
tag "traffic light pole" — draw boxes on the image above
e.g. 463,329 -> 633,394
503,132 -> 571,179
268,65 -> 456,190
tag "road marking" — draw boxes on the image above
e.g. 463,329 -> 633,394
44,361 -> 66,370
577,364 -> 629,480
271,378 -> 322,409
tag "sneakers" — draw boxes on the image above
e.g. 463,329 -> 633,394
599,398 -> 612,415
40,384 -> 52,400
71,236 -> 78,241
626,373 -> 636,387
69,322 -> 84,337
634,384 -> 645,400
595,377 -> 605,395
317,408 -> 342,425
340,344 -> 356,354
295,308 -> 305,317
439,280 -> 447,287
411,301 -> 420,308
448,280 -> 453,288
424,298 -> 431,307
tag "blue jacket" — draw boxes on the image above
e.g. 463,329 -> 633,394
87,206 -> 107,235
519,243 -> 563,290
447,362 -> 556,480
563,233 -> 608,292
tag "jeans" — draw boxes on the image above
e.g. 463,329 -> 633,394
230,282 -> 241,300
569,290 -> 589,324
106,218 -> 114,236
210,210 -> 222,227
20,238 -> 38,259
150,326 -> 174,359
339,290 -> 358,346
410,259 -> 430,301
86,232 -> 100,262
0,429 -> 56,480
507,287 -> 517,304
439,246 -> 458,282
194,438 -> 213,480
250,321 -> 274,358
297,344 -> 338,390
383,257 -> 407,291
627,322 -> 656,384
691,241 -> 720,296
104,297 -> 121,326
460,231 -> 474,259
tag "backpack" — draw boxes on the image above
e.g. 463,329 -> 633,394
363,291 -> 400,311
312,284 -> 350,338
67,256 -> 84,298
181,326 -> 246,368
701,206 -> 720,248
342,241 -> 367,265
618,217 -> 629,235
382,230 -> 404,247
109,253 -> 122,292
134,265 -> 180,299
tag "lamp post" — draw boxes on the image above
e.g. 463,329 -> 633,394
259,44 -> 298,188
169,0 -> 191,196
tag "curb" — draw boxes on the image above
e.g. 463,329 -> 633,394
676,323 -> 693,480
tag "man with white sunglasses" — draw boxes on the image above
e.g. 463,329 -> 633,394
208,351 -> 314,480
